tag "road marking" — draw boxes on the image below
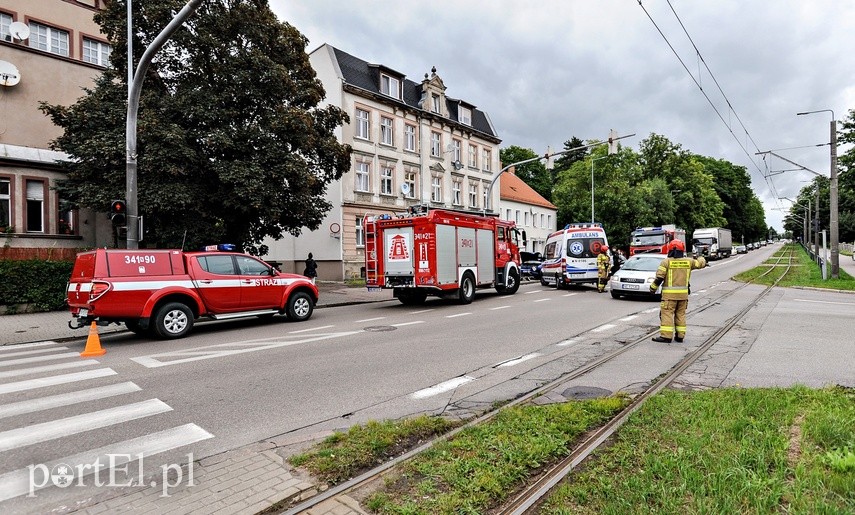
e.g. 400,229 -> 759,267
794,298 -> 855,306
391,321 -> 424,327
0,368 -> 117,395
131,331 -> 362,368
490,305 -> 511,310
0,423 -> 212,502
445,313 -> 471,318
642,308 -> 658,314
0,360 -> 99,380
0,398 -> 171,452
0,351 -> 80,368
557,337 -> 580,347
0,382 -> 141,420
524,290 -> 542,295
533,298 -> 550,303
619,315 -> 637,322
698,289 -> 707,293
563,293 -> 578,297
409,309 -> 434,314
288,325 -> 335,334
0,347 -> 69,359
495,353 -> 541,368
0,341 -> 61,352
591,323 -> 616,333
411,376 -> 474,399
355,317 -> 386,323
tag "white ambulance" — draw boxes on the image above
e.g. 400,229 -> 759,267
539,223 -> 610,288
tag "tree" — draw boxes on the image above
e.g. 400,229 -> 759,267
551,136 -> 590,183
835,108 -> 855,243
41,0 -> 351,254
499,146 -> 552,202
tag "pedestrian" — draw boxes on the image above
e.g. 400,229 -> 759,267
303,252 -> 318,284
597,245 -> 610,293
611,247 -> 625,276
649,239 -> 706,343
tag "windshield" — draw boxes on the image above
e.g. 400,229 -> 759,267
631,232 -> 666,245
622,255 -> 664,272
566,238 -> 606,259
693,238 -> 713,245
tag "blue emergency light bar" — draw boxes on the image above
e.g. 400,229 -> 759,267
202,243 -> 236,252
564,222 -> 602,229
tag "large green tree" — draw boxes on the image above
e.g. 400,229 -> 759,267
835,108 -> 855,243
41,0 -> 351,254
499,146 -> 552,202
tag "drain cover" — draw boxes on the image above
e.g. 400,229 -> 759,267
561,386 -> 612,400
363,326 -> 397,332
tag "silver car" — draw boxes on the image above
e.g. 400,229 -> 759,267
608,253 -> 666,300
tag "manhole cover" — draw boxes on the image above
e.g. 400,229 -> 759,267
363,326 -> 397,332
561,386 -> 612,400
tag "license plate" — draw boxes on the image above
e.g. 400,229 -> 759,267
79,308 -> 88,317
367,287 -> 381,292
622,284 -> 640,290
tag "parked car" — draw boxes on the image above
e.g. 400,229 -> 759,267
608,253 -> 666,300
519,251 -> 544,280
735,244 -> 747,254
746,242 -> 755,250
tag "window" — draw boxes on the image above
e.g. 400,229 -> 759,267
355,109 -> 370,140
431,94 -> 441,113
83,37 -> 111,67
26,180 -> 45,232
483,184 -> 488,208
453,139 -> 462,163
355,161 -> 370,192
380,74 -> 401,99
198,255 -> 236,275
524,212 -> 530,226
459,106 -> 472,125
515,210 -> 520,224
404,170 -> 417,199
238,256 -> 270,275
58,206 -> 74,235
532,212 -> 537,228
483,149 -> 491,171
380,116 -> 394,146
0,177 -> 10,229
547,215 -> 552,229
452,180 -> 462,205
380,165 -> 394,195
469,184 -> 479,208
430,132 -> 441,157
356,217 -> 365,247
431,177 -> 442,202
540,214 -> 545,228
29,21 -> 69,57
404,124 -> 416,151
468,144 -> 477,168
506,209 -> 512,220
1,13 -> 11,42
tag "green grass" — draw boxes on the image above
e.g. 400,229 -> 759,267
365,397 -> 628,514
540,386 -> 855,514
288,415 -> 455,484
733,243 -> 855,290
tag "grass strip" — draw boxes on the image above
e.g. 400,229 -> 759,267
366,397 -> 628,514
540,386 -> 855,514
734,243 -> 854,290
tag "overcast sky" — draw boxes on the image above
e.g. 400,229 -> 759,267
269,0 -> 855,232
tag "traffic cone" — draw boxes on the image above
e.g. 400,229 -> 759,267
80,321 -> 106,358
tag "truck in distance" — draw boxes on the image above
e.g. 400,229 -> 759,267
629,225 -> 686,255
691,227 -> 733,259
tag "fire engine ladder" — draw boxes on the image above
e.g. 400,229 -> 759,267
364,216 -> 379,285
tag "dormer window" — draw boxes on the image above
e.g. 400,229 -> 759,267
381,74 -> 401,99
431,94 -> 441,114
459,106 -> 472,126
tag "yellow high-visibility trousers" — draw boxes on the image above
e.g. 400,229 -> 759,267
659,299 -> 688,339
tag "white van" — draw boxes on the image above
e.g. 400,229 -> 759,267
539,223 -> 610,288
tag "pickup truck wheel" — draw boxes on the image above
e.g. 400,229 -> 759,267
153,302 -> 194,339
458,273 -> 475,304
287,292 -> 313,321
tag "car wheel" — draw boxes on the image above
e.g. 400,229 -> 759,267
153,302 -> 194,339
554,273 -> 564,290
458,273 -> 475,304
610,291 -> 620,299
287,292 -> 314,321
500,269 -> 520,295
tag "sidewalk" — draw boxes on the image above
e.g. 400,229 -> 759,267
0,281 -> 393,347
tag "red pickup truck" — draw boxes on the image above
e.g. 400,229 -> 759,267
67,248 -> 318,339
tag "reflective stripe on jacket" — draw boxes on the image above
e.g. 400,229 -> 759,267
655,256 -> 706,300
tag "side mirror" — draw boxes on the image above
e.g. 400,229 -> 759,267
521,230 -> 527,245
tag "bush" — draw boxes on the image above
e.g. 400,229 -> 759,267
0,260 -> 74,313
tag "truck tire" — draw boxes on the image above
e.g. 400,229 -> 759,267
286,291 -> 314,321
458,273 -> 475,304
498,269 -> 520,295
153,302 -> 194,339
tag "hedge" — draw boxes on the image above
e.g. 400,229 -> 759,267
0,260 -> 74,314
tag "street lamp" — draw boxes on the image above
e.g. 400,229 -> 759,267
591,156 -> 608,223
797,109 -> 838,278
781,197 -> 810,246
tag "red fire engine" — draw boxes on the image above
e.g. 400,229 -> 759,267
364,207 -> 523,305
629,224 -> 687,255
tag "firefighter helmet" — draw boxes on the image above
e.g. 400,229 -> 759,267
667,239 -> 685,252
600,245 -> 609,253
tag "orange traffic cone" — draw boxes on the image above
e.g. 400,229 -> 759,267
80,321 -> 106,358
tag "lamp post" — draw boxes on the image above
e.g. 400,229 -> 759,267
591,156 -> 608,223
797,109 -> 838,278
781,197 -> 810,249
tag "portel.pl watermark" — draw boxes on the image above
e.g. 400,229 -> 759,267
27,453 -> 195,498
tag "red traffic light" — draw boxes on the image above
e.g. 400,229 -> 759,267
110,200 -> 126,225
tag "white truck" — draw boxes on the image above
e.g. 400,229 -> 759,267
691,227 -> 732,260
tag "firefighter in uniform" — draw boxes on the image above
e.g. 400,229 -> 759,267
597,245 -> 610,293
650,239 -> 706,342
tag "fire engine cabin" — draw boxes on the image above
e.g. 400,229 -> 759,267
364,207 -> 523,305
629,224 -> 687,255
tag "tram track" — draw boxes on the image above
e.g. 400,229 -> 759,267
279,247 -> 796,515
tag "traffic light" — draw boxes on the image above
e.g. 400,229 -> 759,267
110,200 -> 126,226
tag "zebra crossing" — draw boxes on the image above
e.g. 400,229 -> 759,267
0,341 -> 213,506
